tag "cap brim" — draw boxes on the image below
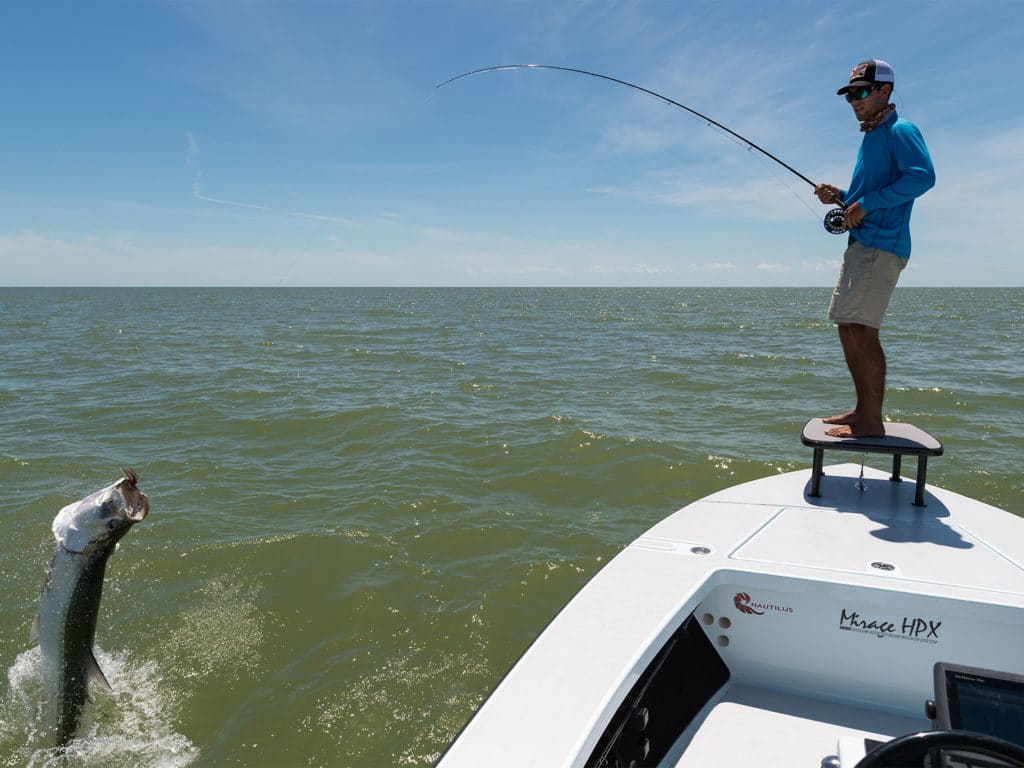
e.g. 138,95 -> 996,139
837,80 -> 873,95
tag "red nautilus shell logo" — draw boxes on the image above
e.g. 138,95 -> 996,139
733,592 -> 765,615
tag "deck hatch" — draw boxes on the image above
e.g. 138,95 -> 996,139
729,507 -> 1024,595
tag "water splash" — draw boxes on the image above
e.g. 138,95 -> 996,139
2,647 -> 198,768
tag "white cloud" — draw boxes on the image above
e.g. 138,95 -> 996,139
186,132 -> 357,225
0,229 -> 403,286
590,165 -> 822,227
917,127 -> 1024,244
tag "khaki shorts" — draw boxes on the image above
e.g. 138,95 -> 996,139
828,238 -> 906,328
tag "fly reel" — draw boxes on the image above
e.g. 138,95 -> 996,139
823,207 -> 848,235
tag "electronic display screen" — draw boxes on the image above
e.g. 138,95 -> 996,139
943,668 -> 1024,748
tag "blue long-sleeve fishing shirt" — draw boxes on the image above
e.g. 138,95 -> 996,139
841,111 -> 935,258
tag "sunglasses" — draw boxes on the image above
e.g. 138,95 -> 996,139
844,86 -> 878,103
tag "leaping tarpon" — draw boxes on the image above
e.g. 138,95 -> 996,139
30,468 -> 150,746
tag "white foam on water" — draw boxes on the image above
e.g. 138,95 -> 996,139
164,574 -> 264,682
2,646 -> 199,768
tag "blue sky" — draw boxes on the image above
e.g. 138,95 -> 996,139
2,0 -> 1021,287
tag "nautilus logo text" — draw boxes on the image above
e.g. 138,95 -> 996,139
733,592 -> 794,616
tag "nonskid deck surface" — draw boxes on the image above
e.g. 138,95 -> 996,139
663,682 -> 927,768
640,461 -> 1024,600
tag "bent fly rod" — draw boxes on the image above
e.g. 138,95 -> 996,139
436,64 -> 848,234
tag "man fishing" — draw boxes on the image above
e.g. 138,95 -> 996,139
814,60 -> 935,438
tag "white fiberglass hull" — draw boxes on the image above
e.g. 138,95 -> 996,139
437,462 -> 1024,768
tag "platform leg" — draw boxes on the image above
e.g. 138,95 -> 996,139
914,456 -> 928,506
890,453 -> 902,482
810,448 -> 823,497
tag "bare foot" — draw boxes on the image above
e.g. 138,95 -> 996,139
822,409 -> 858,425
825,420 -> 886,438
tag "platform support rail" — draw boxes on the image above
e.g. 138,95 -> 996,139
800,419 -> 943,507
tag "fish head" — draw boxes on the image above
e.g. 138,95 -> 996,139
52,468 -> 150,555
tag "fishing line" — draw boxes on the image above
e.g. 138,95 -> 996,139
689,115 -> 824,226
746,143 -> 830,225
436,64 -> 847,234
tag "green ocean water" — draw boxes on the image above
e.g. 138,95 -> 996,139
0,287 -> 1021,767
